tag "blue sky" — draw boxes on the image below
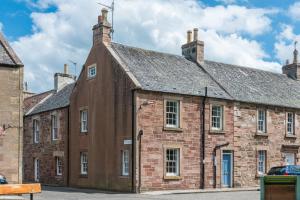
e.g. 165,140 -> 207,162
1,0 -> 300,92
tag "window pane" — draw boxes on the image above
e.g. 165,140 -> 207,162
166,148 -> 179,176
212,106 -> 222,130
165,101 -> 179,128
258,110 -> 266,132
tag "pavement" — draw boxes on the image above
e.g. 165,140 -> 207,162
18,186 -> 260,200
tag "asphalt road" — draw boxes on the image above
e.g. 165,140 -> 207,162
21,186 -> 260,200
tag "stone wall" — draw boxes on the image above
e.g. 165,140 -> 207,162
23,107 -> 68,186
0,66 -> 23,184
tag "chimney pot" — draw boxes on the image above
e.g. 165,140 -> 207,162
187,30 -> 192,43
64,64 -> 69,74
101,8 -> 108,23
193,28 -> 198,41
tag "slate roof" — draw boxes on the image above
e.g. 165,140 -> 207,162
111,42 -> 300,109
201,60 -> 300,109
0,32 -> 23,66
26,83 -> 75,116
111,43 -> 231,100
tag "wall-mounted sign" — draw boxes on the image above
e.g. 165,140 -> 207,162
124,139 -> 132,145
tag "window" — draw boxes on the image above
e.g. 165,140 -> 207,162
211,105 -> 223,130
80,110 -> 88,133
34,158 -> 40,182
33,119 -> 40,143
165,148 -> 180,176
258,150 -> 266,175
56,157 -> 62,176
287,112 -> 295,135
258,110 -> 266,133
284,153 -> 295,165
122,150 -> 129,176
80,152 -> 88,175
88,65 -> 96,78
165,100 -> 179,128
51,114 -> 58,140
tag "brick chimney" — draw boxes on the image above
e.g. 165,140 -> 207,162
182,28 -> 204,63
93,8 -> 112,46
282,41 -> 300,80
54,64 -> 76,91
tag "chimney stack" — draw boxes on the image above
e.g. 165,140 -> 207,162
282,41 -> 300,80
93,8 -> 112,46
54,64 -> 76,91
182,28 -> 204,63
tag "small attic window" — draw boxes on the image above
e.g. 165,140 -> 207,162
87,64 -> 96,79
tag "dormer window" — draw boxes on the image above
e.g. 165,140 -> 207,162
87,64 -> 96,78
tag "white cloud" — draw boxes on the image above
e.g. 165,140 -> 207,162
11,0 -> 279,92
289,2 -> 300,21
275,24 -> 300,65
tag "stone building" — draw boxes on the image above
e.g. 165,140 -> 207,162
0,32 -> 24,184
23,65 -> 75,186
67,8 -> 300,192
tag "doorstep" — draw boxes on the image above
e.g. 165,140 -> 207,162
142,187 -> 259,195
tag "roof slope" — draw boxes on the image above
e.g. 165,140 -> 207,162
26,83 -> 75,116
0,32 -> 23,66
111,43 -> 231,99
201,60 -> 300,109
111,42 -> 300,109
24,90 -> 54,114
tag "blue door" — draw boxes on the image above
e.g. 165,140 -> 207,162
222,153 -> 232,187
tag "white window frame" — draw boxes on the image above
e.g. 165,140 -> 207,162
211,105 -> 223,130
258,150 -> 266,175
80,110 -> 88,133
56,157 -> 63,176
51,114 -> 58,140
284,152 -> 296,166
87,65 -> 97,78
165,100 -> 180,128
34,158 -> 40,182
287,112 -> 295,135
122,150 -> 129,176
33,119 -> 40,143
258,110 -> 266,133
80,152 -> 88,175
165,148 -> 180,177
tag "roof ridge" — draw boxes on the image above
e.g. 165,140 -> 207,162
111,42 -> 184,58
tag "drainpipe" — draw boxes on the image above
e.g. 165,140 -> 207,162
67,107 -> 70,186
131,90 -> 136,193
213,142 -> 229,188
200,87 -> 207,189
138,130 -> 143,193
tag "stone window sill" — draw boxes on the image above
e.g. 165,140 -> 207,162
209,130 -> 226,134
255,132 -> 268,137
163,176 -> 182,180
163,127 -> 183,132
285,134 -> 297,139
255,173 -> 266,178
79,174 -> 88,178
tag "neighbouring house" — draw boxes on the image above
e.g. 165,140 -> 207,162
0,32 -> 24,184
68,8 -> 300,192
23,65 -> 75,186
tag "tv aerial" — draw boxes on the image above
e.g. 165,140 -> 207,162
97,0 -> 115,40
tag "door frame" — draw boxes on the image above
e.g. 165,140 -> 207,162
221,150 -> 233,188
